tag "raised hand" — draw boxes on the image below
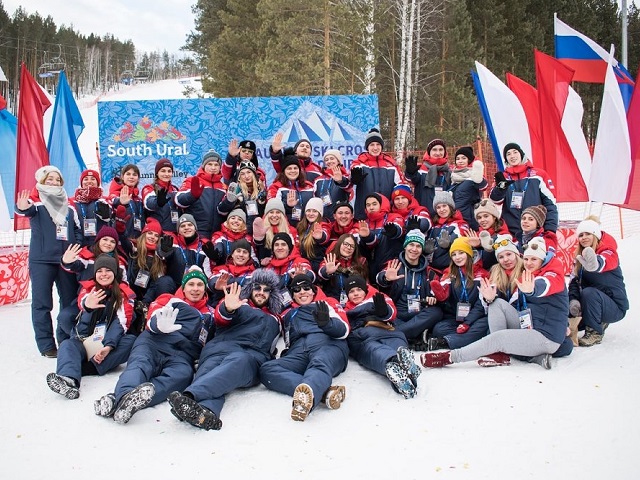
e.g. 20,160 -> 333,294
358,220 -> 370,238
156,188 -> 168,208
516,270 -> 535,294
311,222 -> 323,240
324,252 -> 338,275
214,272 -> 230,291
478,277 -> 497,304
272,132 -> 284,152
252,217 -> 266,241
329,165 -> 343,183
155,305 -> 181,333
191,177 -> 204,199
576,247 -> 598,272
494,171 -> 514,191
16,189 -> 31,210
85,288 -> 108,310
224,282 -> 247,312
228,138 -> 240,156
286,190 -> 298,207
373,292 -> 388,317
119,185 -> 132,205
404,155 -> 419,175
384,259 -> 405,281
202,242 -> 220,263
62,244 -> 82,264
313,301 -> 330,327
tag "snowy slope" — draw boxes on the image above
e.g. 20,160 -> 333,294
1,79 -> 638,479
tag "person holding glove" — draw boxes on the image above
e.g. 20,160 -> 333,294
94,266 -> 214,425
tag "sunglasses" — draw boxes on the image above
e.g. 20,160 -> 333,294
523,243 -> 543,251
474,199 -> 491,209
492,239 -> 512,250
291,284 -> 313,293
252,285 -> 272,293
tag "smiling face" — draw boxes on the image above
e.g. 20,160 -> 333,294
523,255 -> 543,272
122,168 -> 139,187
251,284 -> 271,307
179,221 -> 197,238
324,154 -> 339,169
476,212 -> 496,230
145,231 -> 160,245
520,213 -> 538,234
183,278 -> 206,302
451,250 -> 468,267
98,236 -> 117,253
272,239 -> 290,259
305,209 -> 320,223
267,209 -> 283,225
156,166 -> 173,183
347,287 -> 366,305
497,250 -> 518,270
284,164 -> 300,181
429,145 -> 446,159
578,232 -> 596,248
95,267 -> 115,287
393,195 -> 409,210
404,242 -> 423,264
435,203 -> 452,218
367,141 -> 382,156
505,148 -> 522,166
292,284 -> 314,305
334,207 -> 353,227
455,154 -> 470,168
44,172 -> 62,186
82,175 -> 98,188
231,247 -> 251,265
227,215 -> 245,233
339,238 -> 356,258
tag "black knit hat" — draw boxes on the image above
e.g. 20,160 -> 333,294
272,232 -> 293,252
333,201 -> 354,214
293,139 -> 311,153
94,254 -> 118,280
280,154 -> 300,171
345,275 -> 368,294
231,238 -> 252,254
288,274 -> 315,293
364,128 -> 384,150
426,139 -> 446,155
239,140 -> 256,152
454,146 -> 475,163
502,142 -> 525,162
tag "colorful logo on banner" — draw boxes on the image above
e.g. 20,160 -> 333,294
98,95 -> 380,187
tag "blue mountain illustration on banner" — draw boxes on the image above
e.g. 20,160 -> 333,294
280,101 -> 364,144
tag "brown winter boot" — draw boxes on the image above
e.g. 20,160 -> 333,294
569,316 -> 581,347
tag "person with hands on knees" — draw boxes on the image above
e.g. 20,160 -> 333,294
569,216 -> 628,347
343,276 -> 421,399
420,237 -> 571,370
260,275 -> 350,421
15,166 -> 83,358
142,158 -> 182,232
405,139 -> 451,216
94,266 -> 215,425
46,254 -> 136,400
168,269 -> 284,430
490,142 -> 558,238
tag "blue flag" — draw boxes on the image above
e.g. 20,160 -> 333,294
48,71 -> 86,195
0,103 -> 17,221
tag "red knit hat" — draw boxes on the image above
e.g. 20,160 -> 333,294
391,184 -> 413,201
142,218 -> 163,235
80,169 -> 101,186
155,158 -> 173,176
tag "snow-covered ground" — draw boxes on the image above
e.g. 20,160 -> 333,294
2,79 -> 638,479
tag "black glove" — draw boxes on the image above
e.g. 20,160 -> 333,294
134,300 -> 148,317
156,188 -> 168,208
424,238 -> 436,254
494,171 -> 515,190
405,155 -> 419,175
158,235 -> 174,256
350,168 -> 368,185
373,292 -> 388,317
406,215 -> 420,232
382,223 -> 397,237
95,202 -> 112,221
313,301 -> 330,327
202,242 -> 220,263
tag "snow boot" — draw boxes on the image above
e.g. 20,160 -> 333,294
167,392 -> 222,431
291,383 -> 314,421
385,361 -> 416,399
396,346 -> 421,387
94,393 -> 117,417
113,383 -> 155,424
322,385 -> 346,410
46,373 -> 79,400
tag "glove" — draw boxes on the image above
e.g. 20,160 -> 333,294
569,299 -> 582,317
350,168 -> 368,185
313,301 -> 330,327
479,231 -> 494,251
159,235 -> 174,256
494,171 -> 515,191
114,205 -> 130,234
252,217 -> 266,241
406,215 -> 420,232
134,300 -> 148,318
226,182 -> 238,203
576,247 -> 598,272
156,188 -> 168,208
424,238 -> 436,254
456,323 -> 470,334
257,190 -> 267,203
382,223 -> 397,237
405,155 -> 419,175
191,177 -> 204,199
437,230 -> 451,248
155,306 -> 182,333
202,242 -> 220,263
429,280 -> 449,302
95,202 -> 112,221
373,292 -> 388,317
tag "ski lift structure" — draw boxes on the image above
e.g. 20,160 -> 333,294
134,68 -> 150,82
120,69 -> 134,85
38,46 -> 66,78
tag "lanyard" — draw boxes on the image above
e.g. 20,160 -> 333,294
458,276 -> 469,303
179,241 -> 202,272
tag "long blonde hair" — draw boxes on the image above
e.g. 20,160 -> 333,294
297,215 -> 323,259
132,233 -> 165,280
489,256 -> 524,295
238,172 -> 260,201
265,212 -> 292,249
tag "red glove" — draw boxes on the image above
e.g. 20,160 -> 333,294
191,177 -> 204,199
456,323 -> 470,334
429,280 -> 449,302
114,205 -> 130,234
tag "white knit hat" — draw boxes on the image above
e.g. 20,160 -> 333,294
35,165 -> 63,184
576,217 -> 602,240
493,234 -> 519,258
305,197 -> 324,217
523,237 -> 546,261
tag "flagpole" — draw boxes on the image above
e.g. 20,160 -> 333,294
622,0 -> 628,67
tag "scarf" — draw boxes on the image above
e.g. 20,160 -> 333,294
36,184 -> 69,226
73,187 -> 103,204
451,167 -> 472,185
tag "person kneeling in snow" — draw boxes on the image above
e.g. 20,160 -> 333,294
343,275 -> 421,399
260,274 -> 350,422
167,269 -> 285,430
94,266 -> 214,425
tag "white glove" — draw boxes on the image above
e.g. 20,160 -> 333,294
576,247 -> 598,272
479,231 -> 494,251
226,182 -> 238,203
471,161 -> 485,184
155,306 -> 181,333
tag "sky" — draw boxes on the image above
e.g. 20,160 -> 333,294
2,0 -> 195,55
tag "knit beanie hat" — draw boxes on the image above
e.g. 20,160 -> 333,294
502,142 -> 525,162
80,169 -> 101,186
155,158 -> 173,175
433,190 -> 455,211
454,146 -> 475,164
231,238 -> 252,254
474,198 -> 500,220
35,165 -> 64,185
576,216 -> 602,240
293,139 -> 311,153
333,201 -> 354,214
280,154 -> 300,171
493,234 -> 519,258
323,149 -> 343,165
305,197 -> 324,217
364,128 -> 384,150
94,254 -> 118,278
142,218 -> 163,236
391,184 -> 413,202
523,237 -> 547,261
521,205 -> 547,228
177,213 -> 198,232
202,149 -> 222,167
289,274 -> 315,293
403,229 -> 426,249
95,225 -> 119,244
426,139 -> 446,155
181,265 -> 208,288
449,237 -> 473,258
345,275 -> 368,294
272,232 -> 293,252
264,198 -> 286,216
238,160 -> 257,175
228,209 -> 247,224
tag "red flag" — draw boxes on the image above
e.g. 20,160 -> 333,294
622,65 -> 640,209
506,73 -> 544,169
534,49 -> 588,202
15,63 -> 51,230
